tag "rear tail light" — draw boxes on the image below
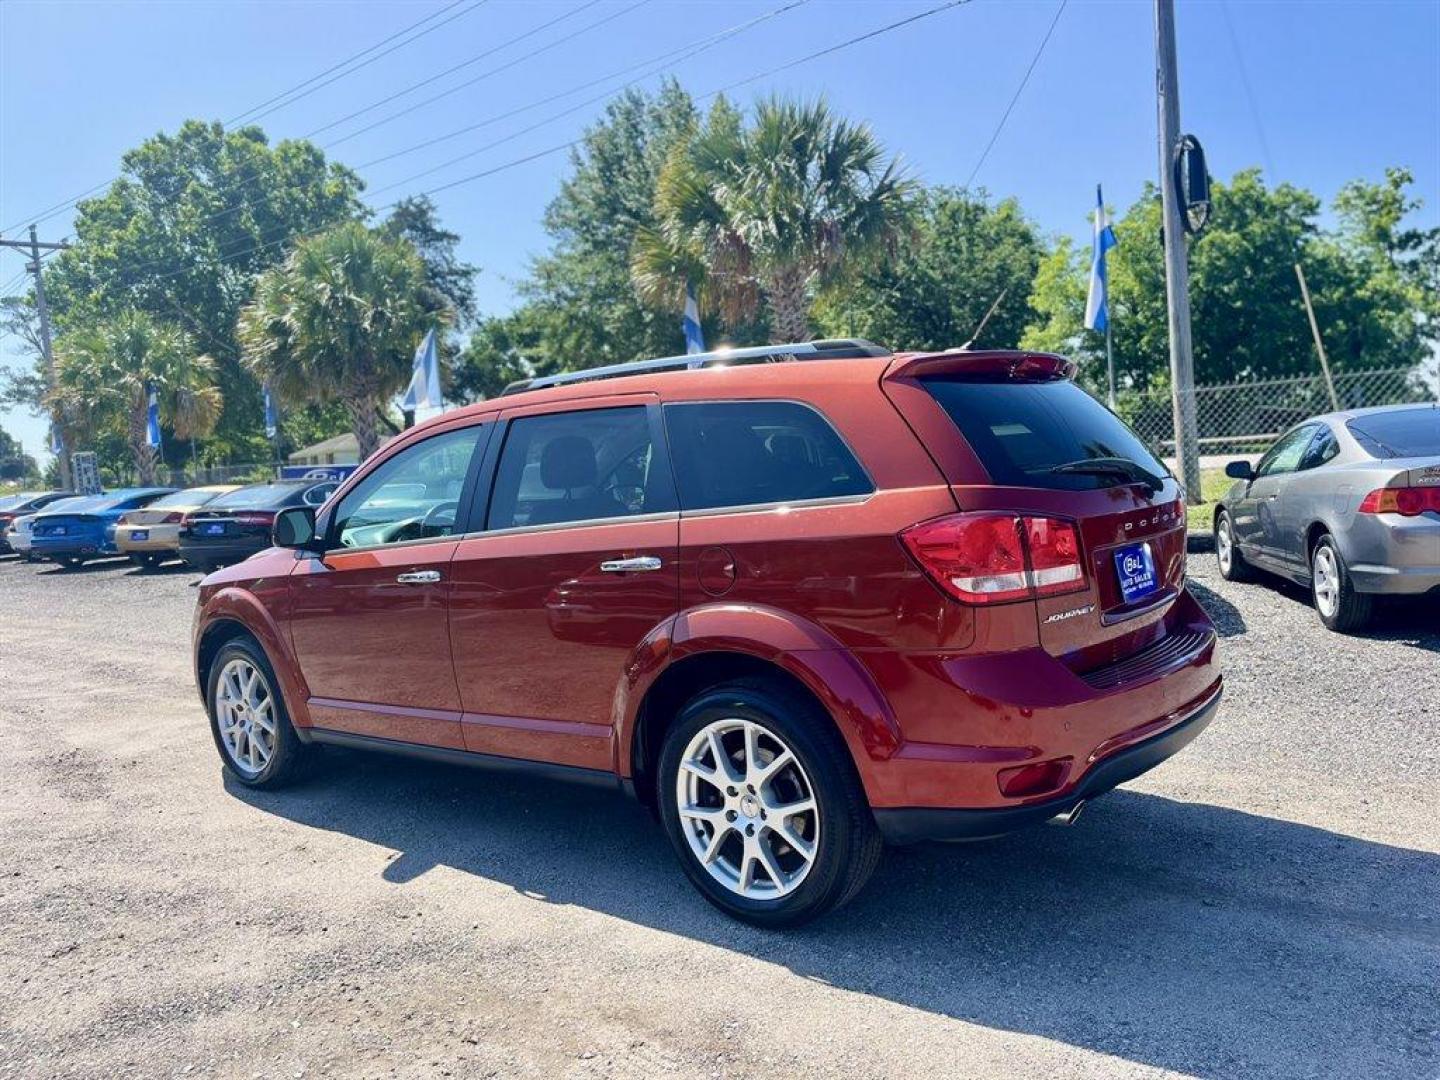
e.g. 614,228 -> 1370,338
233,511 -> 276,527
900,512 -> 1086,605
162,512 -> 184,523
117,513 -> 131,525
1358,487 -> 1440,516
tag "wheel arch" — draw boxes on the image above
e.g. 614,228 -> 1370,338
616,604 -> 901,809
194,589 -> 311,727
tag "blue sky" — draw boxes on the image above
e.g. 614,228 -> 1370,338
2,0 -> 1438,462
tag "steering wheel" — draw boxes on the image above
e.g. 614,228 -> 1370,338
419,500 -> 460,537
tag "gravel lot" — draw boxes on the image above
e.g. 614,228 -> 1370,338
1,549 -> 1436,1079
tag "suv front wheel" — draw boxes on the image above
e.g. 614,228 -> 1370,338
657,678 -> 881,927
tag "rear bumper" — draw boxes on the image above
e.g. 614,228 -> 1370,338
115,525 -> 182,553
31,536 -> 111,559
875,683 -> 1222,843
1344,513 -> 1440,595
179,539 -> 267,567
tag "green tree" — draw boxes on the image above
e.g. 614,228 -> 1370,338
50,310 -> 223,484
633,96 -> 914,343
33,121 -> 364,462
237,222 -> 438,461
0,426 -> 38,482
1023,168 -> 1440,390
815,187 -> 1042,350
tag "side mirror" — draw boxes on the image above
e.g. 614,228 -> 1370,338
273,506 -> 321,552
1224,460 -> 1255,481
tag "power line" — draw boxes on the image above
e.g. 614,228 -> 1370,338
322,0 -> 651,150
1219,0 -> 1276,180
356,1 -> 808,173
226,0 -> 477,127
0,0 -> 486,235
79,0 -> 976,288
306,0 -> 606,141
963,0 -> 1066,191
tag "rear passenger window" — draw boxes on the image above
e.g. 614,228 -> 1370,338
487,406 -> 674,530
664,401 -> 872,511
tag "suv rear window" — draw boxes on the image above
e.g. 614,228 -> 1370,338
1347,407 -> 1440,458
920,378 -> 1169,490
664,401 -> 872,511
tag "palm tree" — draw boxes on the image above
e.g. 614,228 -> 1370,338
238,222 -> 438,461
51,311 -> 223,484
632,97 -> 914,344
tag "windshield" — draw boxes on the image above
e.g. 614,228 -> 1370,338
1347,407 -> 1440,458
920,377 -> 1169,490
205,482 -> 307,510
0,492 -> 41,511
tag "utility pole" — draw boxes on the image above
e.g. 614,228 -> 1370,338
1154,0 -> 1202,498
1294,261 -> 1340,411
0,226 -> 72,489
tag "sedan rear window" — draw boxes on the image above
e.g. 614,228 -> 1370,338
206,483 -> 309,510
1347,407 -> 1440,458
920,378 -> 1169,490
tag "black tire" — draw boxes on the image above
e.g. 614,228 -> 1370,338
56,556 -> 84,570
1214,510 -> 1254,582
129,553 -> 164,570
656,677 -> 882,928
1311,534 -> 1373,633
205,637 -> 316,788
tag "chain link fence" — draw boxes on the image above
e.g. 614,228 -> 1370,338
102,462 -> 278,488
1122,366 -> 1439,460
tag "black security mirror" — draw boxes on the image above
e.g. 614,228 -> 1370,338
273,505 -> 320,551
1175,134 -> 1211,234
1224,460 -> 1255,481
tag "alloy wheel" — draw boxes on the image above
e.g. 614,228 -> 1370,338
674,718 -> 820,900
1216,516 -> 1233,573
214,657 -> 276,776
1313,545 -> 1339,617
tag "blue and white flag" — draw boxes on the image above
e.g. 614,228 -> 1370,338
1084,184 -> 1118,333
263,382 -> 278,440
682,283 -> 705,355
145,383 -> 163,450
401,328 -> 442,411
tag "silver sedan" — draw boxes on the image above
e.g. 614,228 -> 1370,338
1212,402 -> 1439,631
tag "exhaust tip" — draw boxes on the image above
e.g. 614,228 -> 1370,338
1048,801 -> 1086,827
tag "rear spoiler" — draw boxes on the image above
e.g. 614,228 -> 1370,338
885,349 -> 1075,383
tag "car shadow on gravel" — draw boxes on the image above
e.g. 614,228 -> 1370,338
1185,580 -> 1247,638
35,557 -> 133,575
229,756 -> 1439,1080
1228,573 -> 1439,652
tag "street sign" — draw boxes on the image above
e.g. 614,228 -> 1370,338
71,452 -> 102,495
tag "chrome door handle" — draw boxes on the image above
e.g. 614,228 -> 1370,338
396,570 -> 442,584
599,556 -> 663,573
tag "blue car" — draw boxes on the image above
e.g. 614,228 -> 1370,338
29,488 -> 176,568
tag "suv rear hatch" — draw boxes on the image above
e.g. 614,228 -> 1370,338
883,351 -> 1190,670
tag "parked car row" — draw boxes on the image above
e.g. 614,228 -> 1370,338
2,478 -> 339,571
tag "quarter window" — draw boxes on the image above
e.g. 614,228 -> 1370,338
1298,426 -> 1340,471
330,426 -> 483,548
663,401 -> 872,511
487,406 -> 674,530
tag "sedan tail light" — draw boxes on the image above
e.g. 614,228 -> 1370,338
116,513 -> 131,525
232,511 -> 277,527
900,512 -> 1086,605
1358,487 -> 1440,516
162,512 -> 185,524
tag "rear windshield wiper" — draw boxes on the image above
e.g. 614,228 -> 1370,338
1049,457 -> 1163,492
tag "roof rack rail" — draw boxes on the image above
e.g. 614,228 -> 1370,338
500,338 -> 890,396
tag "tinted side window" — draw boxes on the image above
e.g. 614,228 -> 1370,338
1298,426 -> 1340,471
332,426 -> 483,548
664,401 -> 872,512
487,406 -> 673,530
1256,425 -> 1316,478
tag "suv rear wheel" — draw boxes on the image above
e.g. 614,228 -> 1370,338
206,638 -> 315,787
657,678 -> 881,927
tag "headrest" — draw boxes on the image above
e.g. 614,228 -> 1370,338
540,435 -> 597,491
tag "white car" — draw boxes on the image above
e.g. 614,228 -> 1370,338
6,496 -> 89,560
